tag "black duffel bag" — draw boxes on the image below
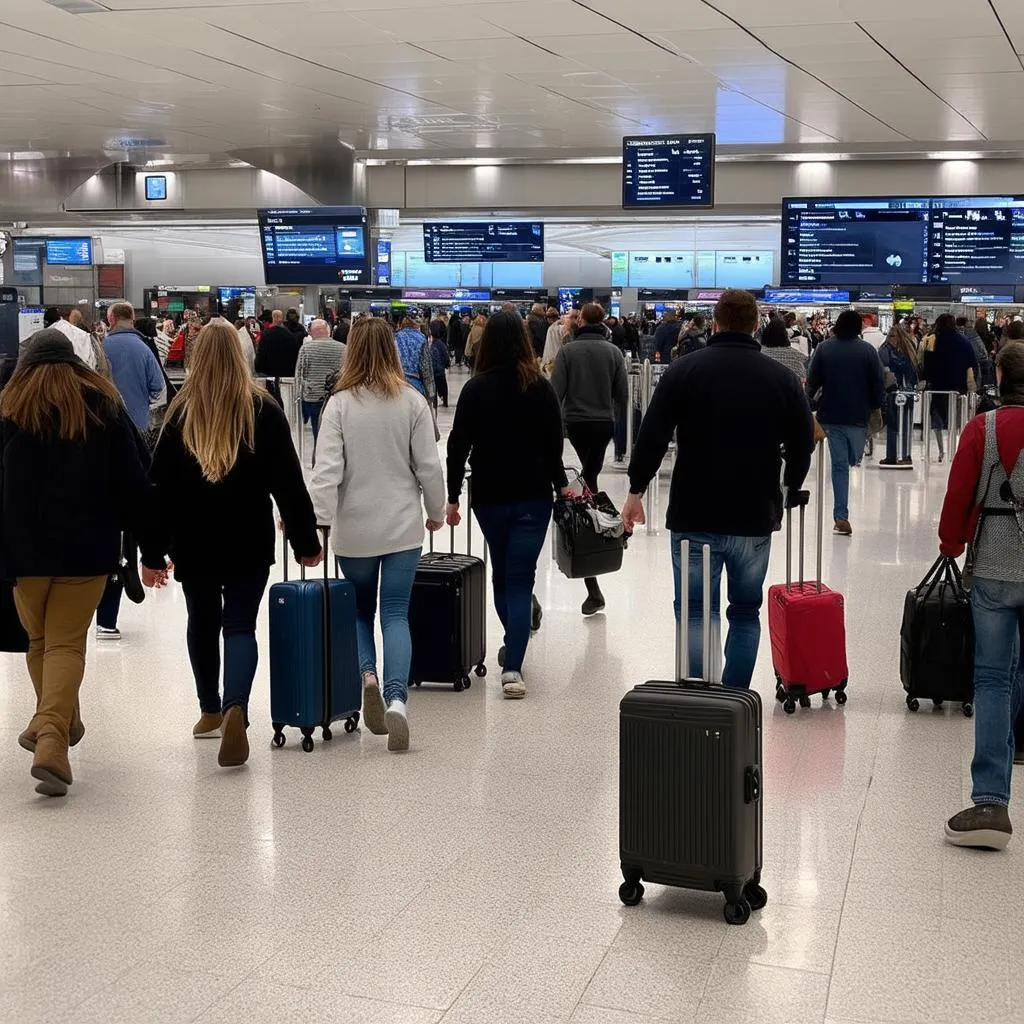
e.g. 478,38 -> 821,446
553,491 -> 627,580
899,556 -> 974,715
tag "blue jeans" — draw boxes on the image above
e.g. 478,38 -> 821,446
301,400 -> 323,442
96,577 -> 122,629
671,532 -> 772,689
824,424 -> 867,521
337,548 -> 420,704
181,569 -> 270,716
474,500 -> 552,673
969,577 -> 1024,807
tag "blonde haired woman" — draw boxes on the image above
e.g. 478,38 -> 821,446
139,320 -> 322,769
0,330 -> 150,796
311,317 -> 445,752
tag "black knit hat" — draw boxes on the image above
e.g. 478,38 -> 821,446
19,329 -> 83,369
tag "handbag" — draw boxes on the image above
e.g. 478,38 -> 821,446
553,484 -> 627,580
0,581 -> 29,654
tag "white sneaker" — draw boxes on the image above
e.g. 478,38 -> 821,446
95,626 -> 121,641
385,700 -> 409,752
501,672 -> 527,700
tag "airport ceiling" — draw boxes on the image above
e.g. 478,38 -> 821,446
2,0 -> 1024,161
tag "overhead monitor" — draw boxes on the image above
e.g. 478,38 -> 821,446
423,222 -> 544,263
144,175 -> 167,201
617,251 -> 695,289
622,133 -> 715,208
258,207 -> 371,286
783,195 -> 1024,287
11,238 -> 44,285
764,288 -> 851,304
715,251 -> 774,289
45,237 -> 93,266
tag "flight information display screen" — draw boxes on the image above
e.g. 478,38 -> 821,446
258,207 -> 370,286
782,198 -> 930,286
783,195 -> 1024,286
622,134 -> 715,208
45,238 -> 93,266
423,222 -> 544,263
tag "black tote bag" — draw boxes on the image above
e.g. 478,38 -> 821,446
0,581 -> 29,654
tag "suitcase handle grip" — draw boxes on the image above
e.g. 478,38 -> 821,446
744,766 -> 761,804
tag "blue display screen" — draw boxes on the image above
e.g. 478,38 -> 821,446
145,175 -> 167,201
764,288 -> 851,304
46,238 -> 92,265
423,222 -> 544,263
376,239 -> 392,286
622,134 -> 715,208
258,207 -> 371,286
784,195 -> 1024,286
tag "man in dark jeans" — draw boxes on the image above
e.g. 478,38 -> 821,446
551,302 -> 629,615
623,289 -> 814,687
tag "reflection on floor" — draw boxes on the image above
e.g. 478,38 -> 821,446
0,367 -> 1016,1024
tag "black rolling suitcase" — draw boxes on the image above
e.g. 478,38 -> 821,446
408,516 -> 487,693
900,555 -> 974,717
619,540 -> 765,925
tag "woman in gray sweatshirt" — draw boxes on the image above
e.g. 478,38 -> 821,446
310,318 -> 445,752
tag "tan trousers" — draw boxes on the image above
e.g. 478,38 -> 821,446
14,576 -> 107,745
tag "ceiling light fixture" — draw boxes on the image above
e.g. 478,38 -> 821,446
42,0 -> 111,12
926,151 -> 984,160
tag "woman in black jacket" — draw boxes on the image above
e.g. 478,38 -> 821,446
139,320 -> 322,769
446,311 -> 569,700
0,330 -> 150,797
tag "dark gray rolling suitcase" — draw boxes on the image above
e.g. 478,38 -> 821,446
619,541 -> 766,925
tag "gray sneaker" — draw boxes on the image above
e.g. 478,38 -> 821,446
944,804 -> 1012,850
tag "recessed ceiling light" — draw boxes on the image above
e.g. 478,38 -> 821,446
43,0 -> 111,12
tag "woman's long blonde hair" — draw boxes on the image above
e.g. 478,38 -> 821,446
334,317 -> 406,398
165,319 -> 261,482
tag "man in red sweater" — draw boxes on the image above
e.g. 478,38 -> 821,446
939,343 -> 1024,850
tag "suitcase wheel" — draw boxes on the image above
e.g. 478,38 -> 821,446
411,680 -> 422,688
907,696 -> 920,712
783,698 -> 796,715
474,662 -> 487,678
344,714 -> 360,734
272,723 -> 286,749
723,897 -> 751,926
799,696 -> 812,710
454,676 -> 470,692
821,689 -> 831,701
932,699 -> 944,708
743,882 -> 768,912
618,880 -> 644,906
300,728 -> 315,753
963,702 -> 974,719
835,690 -> 848,706
322,726 -> 333,742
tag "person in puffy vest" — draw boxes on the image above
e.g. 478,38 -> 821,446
939,342 -> 1024,851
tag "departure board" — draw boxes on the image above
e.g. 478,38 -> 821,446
622,134 -> 715,208
45,238 -> 93,266
258,207 -> 370,286
423,222 -> 544,263
784,195 -> 1024,286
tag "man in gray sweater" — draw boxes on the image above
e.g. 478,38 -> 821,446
551,302 -> 629,615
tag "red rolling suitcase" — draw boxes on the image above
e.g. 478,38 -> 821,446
619,541 -> 765,926
768,444 -> 849,713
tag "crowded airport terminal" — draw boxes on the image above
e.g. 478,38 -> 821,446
3,0 -> 1024,1021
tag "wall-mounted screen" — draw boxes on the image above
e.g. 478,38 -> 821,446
611,249 -> 774,289
618,251 -> 695,289
145,175 -> 167,201
715,251 -> 774,289
622,133 -> 715,208
764,288 -> 851,304
423,222 -> 544,263
783,195 -> 1024,287
45,238 -> 93,266
11,238 -> 44,285
258,207 -> 370,286
376,239 -> 392,286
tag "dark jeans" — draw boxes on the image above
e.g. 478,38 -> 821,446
181,569 -> 270,716
301,399 -> 324,442
566,420 -> 615,492
474,500 -> 552,674
434,373 -> 448,408
96,577 -> 122,630
671,532 -> 772,689
885,392 -> 914,461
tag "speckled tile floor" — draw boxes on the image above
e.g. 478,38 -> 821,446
1,369 -> 1018,1024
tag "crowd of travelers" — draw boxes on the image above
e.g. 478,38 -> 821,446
2,291 -> 1022,857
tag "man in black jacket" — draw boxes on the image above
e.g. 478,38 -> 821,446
447,313 -> 466,367
623,289 -> 814,688
526,304 -> 549,360
255,310 -> 301,382
652,308 -> 681,363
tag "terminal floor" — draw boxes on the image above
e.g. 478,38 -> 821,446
1,370 -> 1018,1024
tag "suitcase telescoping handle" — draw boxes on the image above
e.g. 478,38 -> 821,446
281,526 -> 331,583
676,539 -> 714,684
429,476 -> 486,569
784,440 -> 825,594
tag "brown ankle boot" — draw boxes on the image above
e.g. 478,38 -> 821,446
218,706 -> 249,767
31,729 -> 72,797
19,707 -> 84,753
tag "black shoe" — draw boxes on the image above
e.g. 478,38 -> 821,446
944,803 -> 1012,850
878,458 -> 898,468
531,595 -> 543,633
1015,747 -> 1024,767
581,595 -> 606,616
497,646 -> 505,668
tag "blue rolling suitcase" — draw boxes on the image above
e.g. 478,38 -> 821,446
269,531 -> 361,752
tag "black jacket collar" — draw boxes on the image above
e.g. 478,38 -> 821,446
708,330 -> 759,350
574,324 -> 609,342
